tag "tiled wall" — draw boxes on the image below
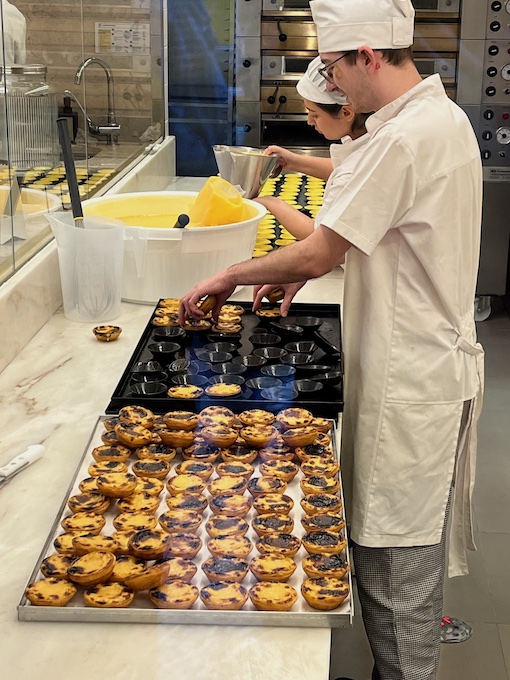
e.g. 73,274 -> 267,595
15,0 -> 163,144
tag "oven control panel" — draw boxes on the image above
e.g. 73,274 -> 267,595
487,1 -> 510,39
482,41 -> 510,104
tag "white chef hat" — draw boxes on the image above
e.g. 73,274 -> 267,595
310,0 -> 415,53
296,56 -> 348,105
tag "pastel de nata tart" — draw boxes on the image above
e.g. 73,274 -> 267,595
301,577 -> 350,611
239,425 -> 278,449
276,408 -> 313,430
220,304 -> 244,315
315,432 -> 332,447
96,472 -> 138,498
281,426 -> 318,449
112,512 -> 158,533
207,474 -> 248,497
91,444 -> 131,463
252,513 -> 294,537
302,531 -> 347,556
300,457 -> 339,478
200,581 -> 248,610
128,529 -> 173,560
158,428 -> 195,449
53,532 -> 89,555
254,307 -> 280,319
201,426 -> 238,449
258,444 -> 295,463
124,560 -> 173,591
249,581 -> 298,612
205,515 -> 249,538
152,313 -> 179,327
164,532 -> 202,559
78,477 -> 100,494
71,533 -> 120,555
198,406 -> 236,428
256,533 -> 301,558
253,493 -> 294,516
259,459 -> 299,482
112,531 -> 137,555
215,461 -> 254,480
118,405 -> 156,429
300,475 -> 340,496
101,430 -> 120,446
166,493 -> 208,514
83,582 -> 135,608
175,460 -> 214,479
88,460 -> 128,477
109,555 -> 146,583
136,443 -> 177,463
116,492 -> 160,514
202,555 -> 249,583
25,577 -> 77,607
166,474 -> 206,497
310,417 -> 332,434
157,556 -> 198,583
67,551 -> 116,586
149,580 -> 199,609
301,513 -> 346,535
93,323 -> 122,343
295,443 -> 333,462
40,554 -> 76,579
301,553 -> 349,580
249,554 -> 297,583
181,318 -> 212,332
220,445 -> 258,465
167,385 -> 204,399
104,416 -> 121,431
300,493 -> 343,516
239,409 -> 275,427
159,510 -> 202,534
133,478 -> 165,497
67,493 -> 110,515
248,476 -> 287,497
209,492 -> 252,518
159,297 -> 180,309
163,410 -> 199,431
61,512 -> 106,535
211,322 -> 242,334
114,422 -> 153,448
182,444 -> 221,464
131,458 -> 172,480
207,534 -> 252,559
205,383 -> 242,398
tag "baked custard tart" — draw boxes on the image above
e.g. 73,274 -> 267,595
252,513 -> 294,537
40,554 -> 76,579
207,474 -> 248,496
295,443 -> 333,462
67,492 -> 110,514
220,445 -> 258,465
166,492 -> 208,514
136,443 -> 177,463
175,460 -> 214,479
91,444 -> 131,463
83,582 -> 135,608
249,554 -> 297,583
156,556 -> 197,583
164,531 -> 202,559
117,492 -> 160,514
149,580 -> 199,609
96,472 -> 138,498
259,459 -> 299,482
114,422 -> 153,448
276,407 -> 313,430
300,493 -> 343,516
300,457 -> 339,478
88,460 -> 128,477
302,530 -> 347,555
133,478 -> 165,497
158,428 -> 196,449
215,461 -> 254,480
109,555 -> 146,583
300,475 -> 340,496
207,534 -> 252,559
71,533 -> 119,555
201,425 -> 238,448
256,532 -> 301,558
61,512 -> 106,535
301,513 -> 346,535
202,555 -> 249,583
200,581 -> 248,610
281,426 -> 318,449
182,444 -> 221,464
159,510 -> 203,534
163,410 -> 199,431
124,561 -> 173,591
248,476 -> 287,497
253,493 -> 294,516
240,425 -> 278,449
131,458 -> 172,480
209,492 -> 252,518
301,576 -> 350,611
198,406 -> 236,428
249,581 -> 298,611
128,529 -> 173,560
112,512 -> 158,533
67,551 -> 116,586
205,515 -> 249,538
301,553 -> 349,580
25,577 -> 77,607
119,405 -> 156,429
239,409 -> 275,427
166,474 -> 206,496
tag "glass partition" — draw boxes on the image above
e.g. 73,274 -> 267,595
0,0 -> 165,283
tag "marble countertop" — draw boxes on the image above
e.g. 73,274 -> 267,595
0,271 -> 344,680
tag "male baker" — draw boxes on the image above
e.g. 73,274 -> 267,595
180,1 -> 484,677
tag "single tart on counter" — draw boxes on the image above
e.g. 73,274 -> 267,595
182,444 -> 221,464
164,532 -> 202,559
163,410 -> 199,431
71,533 -> 120,556
300,475 -> 340,496
275,407 -> 314,430
248,476 -> 287,497
198,405 -> 236,428
200,581 -> 248,611
209,492 -> 252,518
205,515 -> 249,538
158,428 -> 195,449
259,459 -> 299,482
112,512 -> 158,533
135,443 -> 177,463
109,555 -> 146,584
128,529 -> 173,560
207,534 -> 252,559
281,426 -> 318,449
216,461 -> 254,480
67,492 -> 110,514
300,457 -> 339,479
166,492 -> 208,514
301,513 -> 346,535
253,493 -> 294,516
149,580 -> 199,610
207,474 -> 248,496
119,405 -> 156,429
114,422 -> 153,448
159,510 -> 203,534
220,444 -> 259,465
239,409 -> 275,427
202,555 -> 249,583
93,324 -> 122,342
302,553 -> 349,580
166,474 -> 206,497
175,460 -> 214,480
91,444 -> 131,463
116,492 -> 160,514
301,493 -> 343,516
302,530 -> 347,555
301,577 -> 350,611
25,577 -> 77,607
83,582 -> 134,608
67,551 -> 116,586
40,554 -> 76,580
96,472 -> 138,498
249,581 -> 298,612
249,554 -> 297,582
61,512 -> 106,535
256,532 -> 301,558
252,513 -> 294,537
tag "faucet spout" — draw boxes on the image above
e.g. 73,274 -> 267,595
74,57 -> 117,127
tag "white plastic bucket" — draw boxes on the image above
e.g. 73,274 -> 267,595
82,192 -> 266,303
47,212 -> 125,322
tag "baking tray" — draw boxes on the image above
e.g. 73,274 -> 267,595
106,301 -> 343,418
18,414 -> 352,627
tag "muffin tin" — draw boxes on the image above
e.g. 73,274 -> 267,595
106,301 -> 343,417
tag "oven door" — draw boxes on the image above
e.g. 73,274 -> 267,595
262,0 -> 460,16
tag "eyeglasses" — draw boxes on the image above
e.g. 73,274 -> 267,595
318,54 -> 348,83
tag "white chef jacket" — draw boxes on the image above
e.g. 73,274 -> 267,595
0,0 -> 26,65
317,75 -> 484,577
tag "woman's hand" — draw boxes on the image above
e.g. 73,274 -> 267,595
253,282 -> 307,317
264,145 -> 301,173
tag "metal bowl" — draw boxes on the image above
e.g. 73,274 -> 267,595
295,379 -> 324,394
260,364 -> 296,379
253,346 -> 288,362
249,333 -> 281,347
284,340 -> 317,354
245,376 -> 283,390
170,374 -> 208,387
130,382 -> 167,396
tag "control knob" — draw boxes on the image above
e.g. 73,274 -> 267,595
496,126 -> 510,144
502,64 -> 510,81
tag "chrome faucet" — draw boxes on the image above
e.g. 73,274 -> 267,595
71,57 -> 121,143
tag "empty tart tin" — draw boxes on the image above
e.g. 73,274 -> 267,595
210,362 -> 247,376
208,374 -> 246,386
203,342 -> 239,354
249,333 -> 281,347
294,379 -> 324,394
284,341 -> 317,354
130,371 -> 167,384
147,342 -> 181,362
170,374 -> 208,387
232,354 -> 267,369
132,360 -> 165,374
260,364 -> 296,379
253,347 -> 288,362
152,326 -> 187,342
130,382 -> 167,396
194,350 -> 233,364
260,385 -> 299,401
286,316 -> 322,332
245,376 -> 283,390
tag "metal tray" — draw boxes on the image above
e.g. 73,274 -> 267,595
18,414 -> 352,627
106,301 -> 343,418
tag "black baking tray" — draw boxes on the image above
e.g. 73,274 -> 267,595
106,301 -> 343,417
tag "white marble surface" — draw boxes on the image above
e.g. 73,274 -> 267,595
0,272 -> 344,680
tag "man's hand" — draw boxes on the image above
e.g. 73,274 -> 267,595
179,270 -> 236,324
253,282 -> 307,317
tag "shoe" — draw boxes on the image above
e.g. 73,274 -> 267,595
440,616 -> 473,643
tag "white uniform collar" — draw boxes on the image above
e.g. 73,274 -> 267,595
330,133 -> 369,165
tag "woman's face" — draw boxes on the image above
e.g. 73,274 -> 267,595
304,99 -> 354,141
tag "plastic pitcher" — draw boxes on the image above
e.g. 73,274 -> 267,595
47,212 -> 124,322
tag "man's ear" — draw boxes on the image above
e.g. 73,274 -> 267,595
341,104 -> 356,122
358,46 -> 379,72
